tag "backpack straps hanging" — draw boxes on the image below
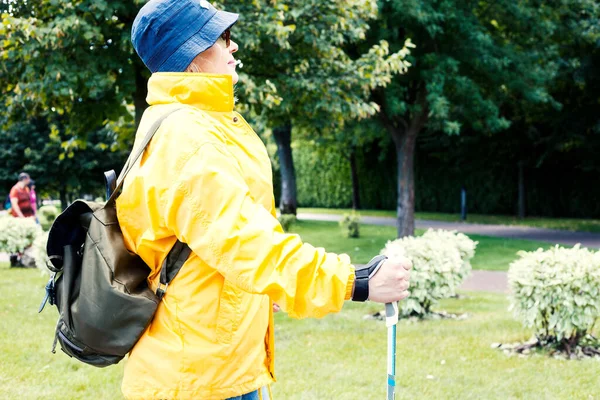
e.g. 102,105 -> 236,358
107,106 -> 185,205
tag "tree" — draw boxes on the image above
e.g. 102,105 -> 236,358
1,1 -> 148,201
1,0 -> 147,131
369,0 -> 597,237
0,112 -> 128,208
223,0 -> 412,215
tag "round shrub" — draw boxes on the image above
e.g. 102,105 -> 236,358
508,245 -> 600,348
38,205 -> 60,231
278,214 -> 297,232
0,215 -> 42,254
381,230 -> 477,317
32,231 -> 50,274
422,229 -> 477,281
339,212 -> 360,238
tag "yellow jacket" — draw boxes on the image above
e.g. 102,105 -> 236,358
117,73 -> 355,400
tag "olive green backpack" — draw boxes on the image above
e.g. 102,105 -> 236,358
39,108 -> 191,367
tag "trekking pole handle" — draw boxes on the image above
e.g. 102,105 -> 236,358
385,302 -> 399,327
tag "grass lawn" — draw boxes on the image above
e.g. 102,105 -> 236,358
289,220 -> 554,270
298,208 -> 600,233
1,263 -> 598,399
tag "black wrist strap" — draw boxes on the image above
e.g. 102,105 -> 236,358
352,255 -> 388,302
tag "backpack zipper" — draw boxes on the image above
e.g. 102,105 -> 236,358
57,331 -> 84,353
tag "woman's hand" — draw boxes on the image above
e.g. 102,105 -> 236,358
367,258 -> 412,303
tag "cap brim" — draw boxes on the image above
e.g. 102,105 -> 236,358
156,10 -> 238,73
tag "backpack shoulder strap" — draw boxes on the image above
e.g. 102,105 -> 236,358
156,240 -> 192,300
107,107 -> 185,205
109,106 -> 191,297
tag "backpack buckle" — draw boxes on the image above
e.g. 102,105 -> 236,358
156,282 -> 169,300
39,272 -> 60,313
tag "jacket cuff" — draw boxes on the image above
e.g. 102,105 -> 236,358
344,266 -> 356,300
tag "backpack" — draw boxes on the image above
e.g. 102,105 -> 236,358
39,108 -> 191,367
4,193 -> 11,210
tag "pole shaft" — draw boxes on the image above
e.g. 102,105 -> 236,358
387,325 -> 396,399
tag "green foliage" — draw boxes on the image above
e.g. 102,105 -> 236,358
277,214 -> 297,233
362,0 -> 600,234
508,245 -> 600,348
294,140 -> 352,208
0,1 -> 140,200
291,137 -> 600,217
0,116 -> 128,205
375,0 -> 595,133
0,215 -> 42,253
38,205 -> 60,231
223,0 -> 413,129
381,230 -> 477,317
339,212 -> 360,238
0,1 -> 142,132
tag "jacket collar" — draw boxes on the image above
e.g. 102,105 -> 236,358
146,73 -> 234,112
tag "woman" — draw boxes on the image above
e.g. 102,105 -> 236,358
9,172 -> 34,219
120,1 -> 412,399
8,172 -> 34,267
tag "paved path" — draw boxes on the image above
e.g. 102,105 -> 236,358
460,271 -> 508,293
298,213 -> 600,249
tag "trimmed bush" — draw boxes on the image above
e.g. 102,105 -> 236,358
508,245 -> 600,351
0,215 -> 42,254
38,205 -> 60,231
339,212 -> 360,238
278,214 -> 297,232
381,230 -> 477,317
422,229 -> 477,282
32,231 -> 50,274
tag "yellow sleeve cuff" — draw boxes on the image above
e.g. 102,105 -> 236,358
344,266 -> 356,301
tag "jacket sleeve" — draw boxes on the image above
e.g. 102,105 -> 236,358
163,142 -> 355,319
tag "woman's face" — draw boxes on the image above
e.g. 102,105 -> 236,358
186,33 -> 239,84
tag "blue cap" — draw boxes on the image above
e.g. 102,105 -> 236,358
132,0 -> 238,73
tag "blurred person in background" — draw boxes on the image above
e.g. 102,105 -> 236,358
8,172 -> 34,266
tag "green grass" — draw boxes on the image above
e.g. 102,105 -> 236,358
1,264 -> 598,400
289,220 -> 554,270
0,263 -> 125,400
299,208 -> 600,233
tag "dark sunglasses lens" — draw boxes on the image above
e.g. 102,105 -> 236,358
221,30 -> 231,47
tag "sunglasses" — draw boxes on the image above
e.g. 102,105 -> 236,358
220,29 -> 231,48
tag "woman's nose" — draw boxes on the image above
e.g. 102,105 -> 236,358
230,40 -> 239,54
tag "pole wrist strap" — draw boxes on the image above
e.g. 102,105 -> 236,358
352,255 -> 388,302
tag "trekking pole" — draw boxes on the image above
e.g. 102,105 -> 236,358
385,302 -> 399,400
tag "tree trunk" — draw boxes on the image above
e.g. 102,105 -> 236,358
349,148 -> 361,210
392,128 -> 418,238
59,186 -> 68,211
273,123 -> 297,215
375,85 -> 427,238
134,58 -> 149,129
517,160 -> 526,219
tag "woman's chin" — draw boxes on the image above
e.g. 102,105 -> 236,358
231,71 -> 239,84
